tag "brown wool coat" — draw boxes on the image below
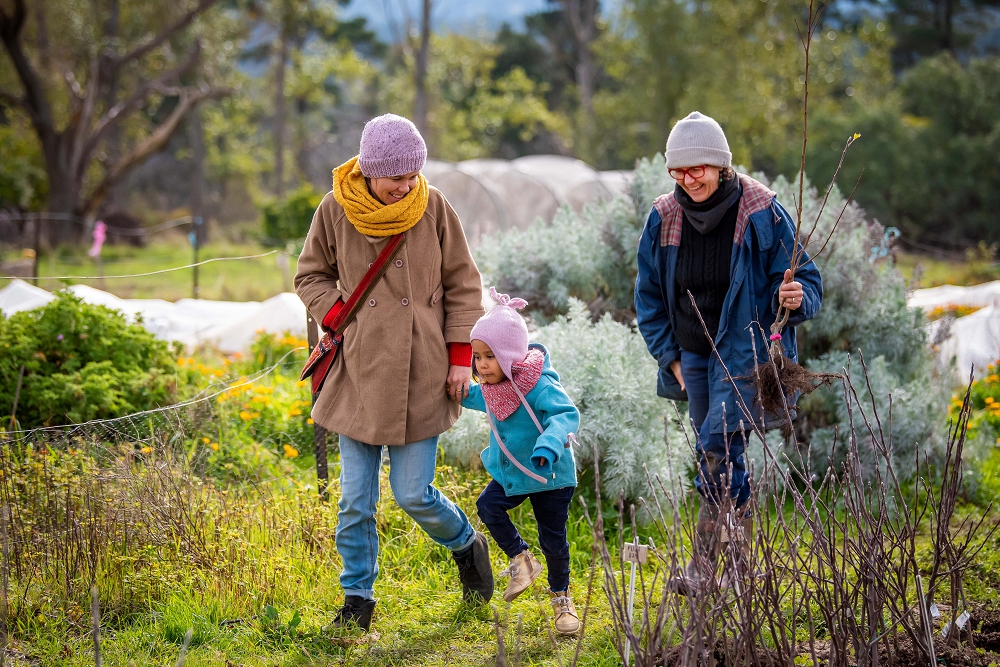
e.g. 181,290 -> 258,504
294,186 -> 485,446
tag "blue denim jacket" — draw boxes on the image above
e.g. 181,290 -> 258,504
462,344 -> 579,496
634,175 -> 823,435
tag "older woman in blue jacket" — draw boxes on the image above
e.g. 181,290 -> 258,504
635,112 -> 822,593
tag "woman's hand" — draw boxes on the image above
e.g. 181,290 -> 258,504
670,359 -> 685,391
447,364 -> 472,402
778,269 -> 804,311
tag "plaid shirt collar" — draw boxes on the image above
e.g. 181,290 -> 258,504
654,174 -> 775,247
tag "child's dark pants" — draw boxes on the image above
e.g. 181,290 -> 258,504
476,480 -> 575,592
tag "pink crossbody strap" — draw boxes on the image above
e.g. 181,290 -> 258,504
512,382 -> 575,449
485,403 -> 548,485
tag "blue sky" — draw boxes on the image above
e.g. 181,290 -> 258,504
339,0 -> 553,40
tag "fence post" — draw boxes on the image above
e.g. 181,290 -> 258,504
190,216 -> 202,299
31,216 -> 41,287
306,313 -> 329,500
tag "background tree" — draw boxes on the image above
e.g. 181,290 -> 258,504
842,0 -> 1000,69
0,0 -> 227,241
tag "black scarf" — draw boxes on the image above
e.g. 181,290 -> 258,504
674,175 -> 741,235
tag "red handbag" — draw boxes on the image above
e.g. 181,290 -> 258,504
300,233 -> 406,394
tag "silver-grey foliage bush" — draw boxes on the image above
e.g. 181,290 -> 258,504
764,174 -> 949,477
472,154 -> 948,481
535,299 -> 691,503
440,299 -> 692,505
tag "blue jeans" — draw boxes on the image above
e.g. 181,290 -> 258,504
680,350 -> 752,508
336,434 -> 476,599
476,480 -> 575,592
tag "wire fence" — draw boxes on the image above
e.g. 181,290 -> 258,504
0,250 -> 279,282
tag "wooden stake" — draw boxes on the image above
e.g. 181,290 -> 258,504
91,587 -> 101,667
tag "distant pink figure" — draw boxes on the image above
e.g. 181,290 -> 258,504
88,221 -> 107,258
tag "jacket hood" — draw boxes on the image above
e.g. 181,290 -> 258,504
527,342 -> 559,386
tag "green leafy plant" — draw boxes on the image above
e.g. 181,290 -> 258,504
260,183 -> 323,244
0,292 -> 177,428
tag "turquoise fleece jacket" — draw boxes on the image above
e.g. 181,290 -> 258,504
461,343 -> 580,496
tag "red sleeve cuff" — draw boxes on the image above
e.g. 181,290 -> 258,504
448,342 -> 473,366
322,299 -> 345,329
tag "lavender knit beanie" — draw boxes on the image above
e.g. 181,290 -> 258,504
471,287 -> 530,381
358,114 -> 428,178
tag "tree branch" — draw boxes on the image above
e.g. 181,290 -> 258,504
0,90 -> 26,109
0,0 -> 55,138
81,86 -> 229,217
69,56 -> 103,171
112,0 -> 219,68
81,42 -> 202,174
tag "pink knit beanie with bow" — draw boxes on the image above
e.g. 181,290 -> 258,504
471,287 -> 530,380
358,114 -> 427,178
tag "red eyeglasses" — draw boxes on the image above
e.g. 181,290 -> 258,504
667,165 -> 709,180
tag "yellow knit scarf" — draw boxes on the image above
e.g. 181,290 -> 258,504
332,156 -> 429,237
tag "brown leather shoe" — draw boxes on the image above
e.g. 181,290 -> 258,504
550,590 -> 580,635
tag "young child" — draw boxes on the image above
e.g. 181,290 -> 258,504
458,288 -> 582,635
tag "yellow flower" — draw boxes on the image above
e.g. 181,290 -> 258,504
140,446 -> 152,454
986,397 -> 996,404
296,379 -> 308,388
307,418 -> 314,425
283,444 -> 299,458
210,442 -> 219,451
289,408 -> 302,416
987,375 -> 999,383
202,437 -> 211,444
240,411 -> 253,420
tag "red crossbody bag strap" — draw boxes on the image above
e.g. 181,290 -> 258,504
329,233 -> 406,335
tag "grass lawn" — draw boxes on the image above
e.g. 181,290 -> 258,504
2,238 -> 292,302
8,457 -> 624,666
896,250 -> 1000,288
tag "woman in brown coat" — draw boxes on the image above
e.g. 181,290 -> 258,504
294,114 -> 492,632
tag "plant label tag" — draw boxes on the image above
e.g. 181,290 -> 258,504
956,611 -> 971,629
930,603 -> 940,619
623,543 -> 648,564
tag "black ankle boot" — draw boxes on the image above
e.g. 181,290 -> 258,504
333,595 -> 377,631
452,531 -> 495,603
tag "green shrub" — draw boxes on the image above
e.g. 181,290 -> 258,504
0,292 -> 178,428
260,184 -> 323,245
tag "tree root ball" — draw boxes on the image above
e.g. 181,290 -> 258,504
748,354 -> 840,415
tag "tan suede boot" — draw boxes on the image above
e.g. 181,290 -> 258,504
500,550 -> 543,602
668,501 -> 721,596
550,590 -> 580,635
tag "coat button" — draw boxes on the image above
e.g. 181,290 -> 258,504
506,482 -> 512,490
401,298 -> 409,306
368,298 -> 376,307
368,262 -> 373,268
502,459 -> 509,467
395,259 -> 403,268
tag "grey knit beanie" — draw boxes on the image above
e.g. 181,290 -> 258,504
665,111 -> 732,169
358,113 -> 427,178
